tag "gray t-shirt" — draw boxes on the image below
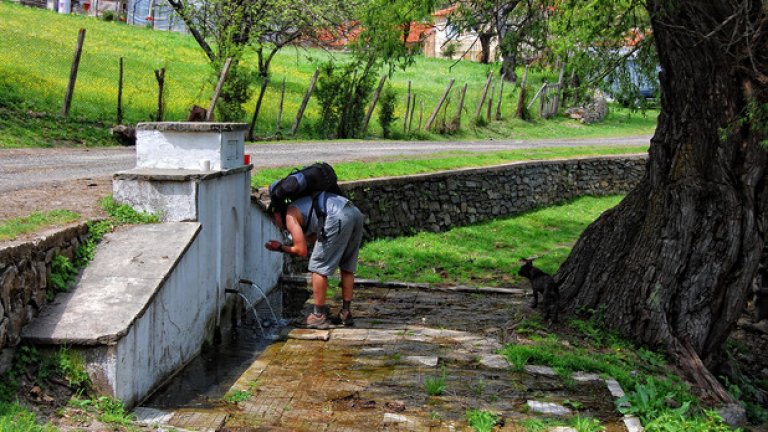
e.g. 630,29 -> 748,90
290,193 -> 349,235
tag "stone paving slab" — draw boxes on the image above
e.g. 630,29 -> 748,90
168,409 -> 227,431
527,400 -> 572,416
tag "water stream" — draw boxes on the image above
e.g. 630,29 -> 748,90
142,284 -> 287,409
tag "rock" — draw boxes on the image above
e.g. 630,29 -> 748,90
0,348 -> 13,375
717,403 -> 747,428
565,91 -> 609,124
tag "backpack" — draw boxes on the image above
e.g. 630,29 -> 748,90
268,162 -> 343,239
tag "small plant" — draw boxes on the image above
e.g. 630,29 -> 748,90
424,366 -> 446,396
572,416 -> 604,432
224,389 -> 251,403
56,347 -> 90,389
504,345 -> 533,371
0,401 -> 58,432
100,195 -> 160,225
616,376 -> 681,424
95,396 -> 133,425
643,408 -> 733,432
68,396 -> 133,425
465,409 -> 499,432
563,399 -> 584,411
391,353 -> 402,361
47,255 -> 77,300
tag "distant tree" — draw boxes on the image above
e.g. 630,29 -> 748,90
250,0 -> 355,78
313,0 -> 436,138
547,0 -> 657,106
164,0 -> 352,119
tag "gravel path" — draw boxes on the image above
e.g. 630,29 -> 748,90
0,135 -> 650,222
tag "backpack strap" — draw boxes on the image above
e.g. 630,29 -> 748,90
305,191 -> 330,240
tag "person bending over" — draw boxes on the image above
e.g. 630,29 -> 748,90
265,192 -> 364,329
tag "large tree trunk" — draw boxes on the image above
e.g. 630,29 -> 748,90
556,0 -> 768,404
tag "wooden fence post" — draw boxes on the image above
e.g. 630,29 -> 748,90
486,82 -> 494,121
361,74 -> 388,134
528,82 -> 548,110
408,94 -> 417,133
495,79 -> 504,121
62,28 -> 86,117
417,100 -> 424,131
247,76 -> 269,141
551,62 -> 566,116
291,69 -> 319,135
424,79 -> 455,131
276,78 -> 286,134
474,71 -> 493,119
154,67 -> 165,121
451,83 -> 468,129
403,81 -> 411,133
206,57 -> 232,121
116,57 -> 124,124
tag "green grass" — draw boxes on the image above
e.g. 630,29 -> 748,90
0,210 -> 80,242
356,195 -> 624,286
252,145 -> 648,188
0,1 -> 657,148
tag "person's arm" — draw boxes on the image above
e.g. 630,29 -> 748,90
280,206 -> 308,257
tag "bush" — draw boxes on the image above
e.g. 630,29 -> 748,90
214,61 -> 254,122
378,84 -> 397,138
314,62 -> 377,139
441,42 -> 458,59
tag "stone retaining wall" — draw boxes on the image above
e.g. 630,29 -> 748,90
0,222 -> 91,372
280,155 -> 647,275
343,155 -> 647,239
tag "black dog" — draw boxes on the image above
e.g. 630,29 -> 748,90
518,258 -> 559,323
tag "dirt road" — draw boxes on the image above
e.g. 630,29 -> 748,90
0,135 -> 650,222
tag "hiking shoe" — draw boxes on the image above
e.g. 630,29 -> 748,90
336,309 -> 354,326
305,313 -> 330,329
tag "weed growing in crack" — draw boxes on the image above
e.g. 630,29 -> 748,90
224,389 -> 251,404
465,409 -> 499,432
424,366 -> 447,396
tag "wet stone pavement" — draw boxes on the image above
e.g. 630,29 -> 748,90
134,286 -> 638,431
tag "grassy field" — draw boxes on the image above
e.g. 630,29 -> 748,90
0,1 -> 657,148
356,195 -> 624,286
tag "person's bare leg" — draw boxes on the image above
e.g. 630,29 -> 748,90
340,270 -> 354,302
312,272 -> 329,311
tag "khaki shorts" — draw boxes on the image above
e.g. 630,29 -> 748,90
308,203 -> 364,276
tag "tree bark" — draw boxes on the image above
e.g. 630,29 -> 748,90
478,32 -> 493,64
556,0 -> 768,404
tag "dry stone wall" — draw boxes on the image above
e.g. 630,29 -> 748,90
0,223 -> 90,372
344,155 -> 647,239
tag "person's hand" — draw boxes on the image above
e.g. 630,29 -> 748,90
265,240 -> 282,251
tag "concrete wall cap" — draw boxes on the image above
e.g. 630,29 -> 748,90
113,165 -> 251,182
135,122 -> 248,132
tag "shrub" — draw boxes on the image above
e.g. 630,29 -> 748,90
314,62 -> 377,139
378,84 -> 397,138
441,42 -> 458,59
